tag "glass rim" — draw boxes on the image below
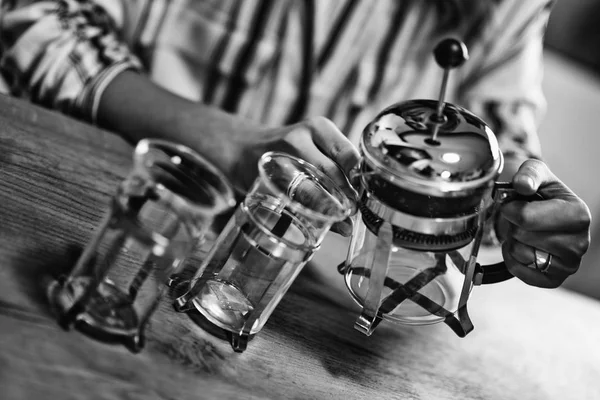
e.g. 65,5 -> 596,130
134,139 -> 237,213
257,151 -> 353,222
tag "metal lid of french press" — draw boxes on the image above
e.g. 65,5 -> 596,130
358,39 -> 503,200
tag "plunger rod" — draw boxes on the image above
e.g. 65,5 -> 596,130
436,68 -> 449,120
431,68 -> 450,142
431,38 -> 469,142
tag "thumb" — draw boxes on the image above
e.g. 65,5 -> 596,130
511,159 -> 556,196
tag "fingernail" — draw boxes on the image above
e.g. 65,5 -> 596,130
524,176 -> 535,189
516,175 -> 535,190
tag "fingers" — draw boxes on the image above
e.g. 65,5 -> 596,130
502,239 -> 576,289
511,159 -> 557,195
500,197 -> 591,232
292,177 -> 350,221
501,159 -> 592,233
306,116 -> 361,176
286,131 -> 351,189
499,216 -> 587,288
281,128 -> 342,178
284,119 -> 359,211
498,159 -> 591,289
505,222 -> 590,265
503,237 -> 578,275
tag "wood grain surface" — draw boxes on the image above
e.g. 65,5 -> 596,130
1,93 -> 599,400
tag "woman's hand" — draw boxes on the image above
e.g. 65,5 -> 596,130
229,116 -> 360,196
498,159 -> 592,288
198,115 -> 361,236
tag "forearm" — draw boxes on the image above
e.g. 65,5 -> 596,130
97,69 -> 262,179
97,70 -> 197,143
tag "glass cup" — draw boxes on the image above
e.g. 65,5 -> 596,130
47,139 -> 236,352
174,151 -> 353,352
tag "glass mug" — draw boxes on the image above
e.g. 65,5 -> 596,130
47,139 -> 236,352
174,151 -> 353,352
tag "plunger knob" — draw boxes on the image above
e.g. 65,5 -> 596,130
427,38 -> 469,145
434,38 -> 469,69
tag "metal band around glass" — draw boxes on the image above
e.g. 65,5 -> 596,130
362,191 -> 479,236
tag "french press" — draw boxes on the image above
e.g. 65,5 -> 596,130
47,140 -> 236,352
339,38 -> 538,337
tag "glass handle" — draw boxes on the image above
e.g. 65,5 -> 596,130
475,261 -> 517,285
476,182 -> 546,285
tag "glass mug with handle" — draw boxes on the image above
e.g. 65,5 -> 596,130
174,151 -> 354,352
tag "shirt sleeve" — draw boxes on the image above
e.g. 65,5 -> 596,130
459,0 -> 555,164
0,0 -> 142,123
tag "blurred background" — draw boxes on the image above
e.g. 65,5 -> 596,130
541,0 -> 600,300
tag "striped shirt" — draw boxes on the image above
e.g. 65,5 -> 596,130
0,0 -> 553,161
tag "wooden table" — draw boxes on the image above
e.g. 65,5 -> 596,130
1,94 -> 599,400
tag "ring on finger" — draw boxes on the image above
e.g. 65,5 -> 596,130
534,249 -> 553,273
